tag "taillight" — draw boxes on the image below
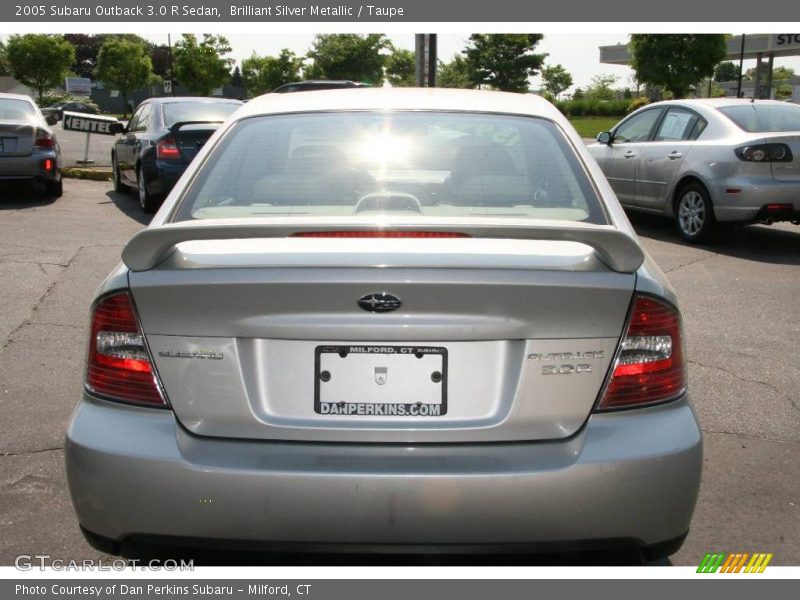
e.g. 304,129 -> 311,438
35,129 -> 55,149
86,292 -> 167,407
156,135 -> 181,160
735,143 -> 793,162
292,231 -> 470,238
596,295 -> 686,411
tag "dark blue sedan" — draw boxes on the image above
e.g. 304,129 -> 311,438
112,97 -> 242,213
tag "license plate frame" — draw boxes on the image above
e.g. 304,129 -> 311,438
314,345 -> 448,417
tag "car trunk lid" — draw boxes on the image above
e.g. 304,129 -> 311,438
0,120 -> 36,157
762,133 -> 800,181
125,219 -> 642,443
169,121 -> 223,163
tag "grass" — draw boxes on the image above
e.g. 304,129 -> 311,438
567,116 -> 620,139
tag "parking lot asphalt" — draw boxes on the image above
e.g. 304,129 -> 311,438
0,179 -> 798,566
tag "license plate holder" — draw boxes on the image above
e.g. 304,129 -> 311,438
314,345 -> 448,417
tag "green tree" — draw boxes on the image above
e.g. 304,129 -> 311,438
463,34 -> 546,93
438,55 -> 473,89
0,40 -> 11,76
305,34 -> 390,84
64,34 -> 153,80
714,61 -> 739,82
96,38 -> 152,118
174,34 -> 233,95
630,34 -> 727,99
241,49 -> 303,96
541,64 -> 573,99
385,48 -> 415,87
230,65 -> 243,88
585,74 -> 618,100
6,34 -> 75,103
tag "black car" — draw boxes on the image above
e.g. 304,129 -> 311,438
271,80 -> 371,93
40,100 -> 99,121
111,97 -> 242,213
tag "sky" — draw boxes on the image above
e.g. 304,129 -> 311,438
136,32 -> 800,93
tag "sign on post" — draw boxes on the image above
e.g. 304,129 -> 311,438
62,111 -> 121,165
164,80 -> 173,94
64,77 -> 92,96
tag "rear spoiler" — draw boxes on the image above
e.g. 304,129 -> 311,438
169,120 -> 224,134
121,217 -> 645,273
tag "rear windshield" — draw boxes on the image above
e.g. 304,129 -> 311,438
174,111 -> 605,224
0,99 -> 36,120
718,103 -> 800,132
162,102 -> 240,127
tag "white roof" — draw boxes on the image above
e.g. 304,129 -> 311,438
0,92 -> 35,102
659,97 -> 796,109
237,87 -> 565,121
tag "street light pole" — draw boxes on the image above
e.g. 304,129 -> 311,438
736,34 -> 746,98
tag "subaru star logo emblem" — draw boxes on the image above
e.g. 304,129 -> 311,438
358,292 -> 402,313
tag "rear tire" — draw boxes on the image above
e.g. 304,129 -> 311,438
674,182 -> 715,243
44,178 -> 63,198
137,167 -> 159,214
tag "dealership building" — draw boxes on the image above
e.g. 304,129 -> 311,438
600,34 -> 800,101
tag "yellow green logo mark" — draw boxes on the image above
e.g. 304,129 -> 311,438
697,552 -> 773,573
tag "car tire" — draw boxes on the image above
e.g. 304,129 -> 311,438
137,167 -> 160,214
112,154 -> 126,193
44,178 -> 63,198
674,182 -> 716,243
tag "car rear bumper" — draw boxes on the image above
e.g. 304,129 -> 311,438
0,150 -> 60,181
141,159 -> 185,197
66,394 -> 702,554
712,177 -> 800,222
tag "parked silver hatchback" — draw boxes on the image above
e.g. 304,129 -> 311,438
588,99 -> 800,242
66,89 -> 702,561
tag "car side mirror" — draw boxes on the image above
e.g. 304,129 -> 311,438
45,114 -> 58,126
110,122 -> 126,135
597,131 -> 613,145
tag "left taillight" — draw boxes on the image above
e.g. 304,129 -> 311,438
595,294 -> 687,411
34,129 -> 55,149
86,292 -> 167,407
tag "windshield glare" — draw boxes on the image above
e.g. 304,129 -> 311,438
174,111 -> 605,224
719,103 -> 800,132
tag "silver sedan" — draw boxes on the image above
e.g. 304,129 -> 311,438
65,89 -> 701,562
588,99 -> 800,242
0,92 -> 62,197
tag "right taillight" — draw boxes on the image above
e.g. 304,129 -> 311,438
596,295 -> 686,411
34,129 -> 55,149
86,292 -> 167,407
735,143 -> 793,163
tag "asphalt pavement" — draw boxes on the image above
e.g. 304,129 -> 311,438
0,179 -> 798,566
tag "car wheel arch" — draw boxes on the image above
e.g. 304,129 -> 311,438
671,175 -> 715,217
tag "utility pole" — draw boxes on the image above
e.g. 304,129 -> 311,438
736,34 -> 746,98
415,34 -> 438,87
167,33 -> 175,96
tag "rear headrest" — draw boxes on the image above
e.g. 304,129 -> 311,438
449,143 -> 519,185
287,144 -> 348,175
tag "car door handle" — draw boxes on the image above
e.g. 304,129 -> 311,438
624,151 -> 637,158
668,151 -> 683,160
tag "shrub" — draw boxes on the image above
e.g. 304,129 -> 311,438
626,97 -> 650,113
37,93 -> 100,112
